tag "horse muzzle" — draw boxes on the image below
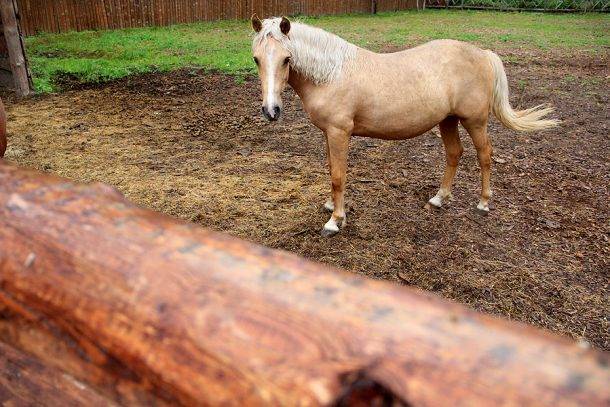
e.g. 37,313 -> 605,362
262,105 -> 281,121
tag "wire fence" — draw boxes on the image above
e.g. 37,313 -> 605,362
427,0 -> 608,10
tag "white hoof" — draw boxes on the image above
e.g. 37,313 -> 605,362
428,194 -> 443,208
426,191 -> 451,209
321,216 -> 344,237
476,202 -> 490,215
324,200 -> 334,212
323,218 -> 340,232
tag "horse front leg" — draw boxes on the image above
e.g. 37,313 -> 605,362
321,127 -> 350,237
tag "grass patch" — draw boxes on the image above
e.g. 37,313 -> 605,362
26,9 -> 610,93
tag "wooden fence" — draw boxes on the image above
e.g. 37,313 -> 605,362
1,161 -> 609,405
16,0 -> 418,36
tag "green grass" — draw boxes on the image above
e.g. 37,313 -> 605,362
26,10 -> 609,93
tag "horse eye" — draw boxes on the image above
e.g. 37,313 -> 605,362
284,57 -> 291,65
253,57 -> 259,66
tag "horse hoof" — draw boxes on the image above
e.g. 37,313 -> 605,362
323,201 -> 334,212
320,227 -> 339,237
426,195 -> 443,210
476,203 -> 490,216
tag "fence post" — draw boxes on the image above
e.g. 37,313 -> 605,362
0,0 -> 31,97
0,98 -> 5,157
371,0 -> 377,14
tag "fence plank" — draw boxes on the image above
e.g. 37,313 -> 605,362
20,0 -> 541,37
16,0 -> 402,35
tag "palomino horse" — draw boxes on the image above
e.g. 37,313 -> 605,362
251,16 -> 558,236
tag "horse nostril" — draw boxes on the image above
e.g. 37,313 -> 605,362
261,105 -> 279,121
261,105 -> 275,121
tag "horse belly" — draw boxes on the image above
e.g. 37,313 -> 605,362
352,108 -> 445,140
351,76 -> 451,139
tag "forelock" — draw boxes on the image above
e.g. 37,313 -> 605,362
252,17 -> 291,52
251,18 -> 356,84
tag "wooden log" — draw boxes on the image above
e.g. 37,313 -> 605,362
0,162 -> 608,406
0,0 -> 31,97
0,342 -> 117,406
0,98 -> 5,156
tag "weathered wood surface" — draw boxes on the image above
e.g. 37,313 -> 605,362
0,341 -> 117,406
0,162 -> 608,406
0,98 -> 5,156
0,0 -> 31,96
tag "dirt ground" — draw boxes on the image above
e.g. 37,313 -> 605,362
3,48 -> 609,349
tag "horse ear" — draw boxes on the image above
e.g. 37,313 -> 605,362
280,16 -> 291,35
251,14 -> 262,33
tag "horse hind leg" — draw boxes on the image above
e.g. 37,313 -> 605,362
426,116 -> 463,209
322,135 -> 335,212
461,117 -> 493,215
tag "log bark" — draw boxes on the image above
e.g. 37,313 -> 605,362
0,0 -> 31,97
0,341 -> 117,406
0,162 -> 608,406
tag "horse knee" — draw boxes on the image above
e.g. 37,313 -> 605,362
477,146 -> 492,167
479,157 -> 491,169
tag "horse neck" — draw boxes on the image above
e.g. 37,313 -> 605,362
286,24 -> 357,90
287,68 -> 318,101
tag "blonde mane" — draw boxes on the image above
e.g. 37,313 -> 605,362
252,17 -> 357,84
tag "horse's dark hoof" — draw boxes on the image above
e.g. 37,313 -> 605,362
475,204 -> 490,216
320,227 -> 339,237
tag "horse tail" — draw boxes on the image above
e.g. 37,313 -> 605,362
486,50 -> 559,132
